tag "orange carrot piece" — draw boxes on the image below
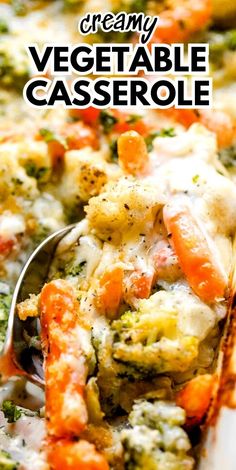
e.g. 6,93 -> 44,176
69,107 -> 101,125
47,439 -> 109,470
176,374 -> 216,426
98,267 -> 123,318
37,121 -> 98,164
151,0 -> 212,44
112,110 -> 149,137
127,271 -> 153,300
117,130 -> 149,175
200,110 -> 235,150
0,236 -> 15,257
163,199 -> 227,303
63,121 -> 98,151
40,280 -> 88,438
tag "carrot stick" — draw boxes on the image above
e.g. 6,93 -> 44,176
163,199 -> 227,302
176,374 -> 216,426
117,130 -> 149,175
47,438 -> 109,470
40,280 -> 88,438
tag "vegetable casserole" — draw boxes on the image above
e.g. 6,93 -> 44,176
0,1 -> 235,469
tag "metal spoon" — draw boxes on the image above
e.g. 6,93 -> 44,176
1,224 -> 76,388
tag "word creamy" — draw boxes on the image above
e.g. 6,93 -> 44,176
23,13 -> 211,110
78,12 -> 159,44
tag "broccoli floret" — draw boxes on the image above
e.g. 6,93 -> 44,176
0,289 -> 12,352
0,19 -> 9,35
1,400 -> 22,423
121,400 -> 194,470
0,40 -> 30,90
99,110 -> 118,134
0,449 -> 18,469
92,317 -> 125,416
92,317 -> 173,416
63,0 -> 83,8
218,146 -> 236,169
11,0 -> 28,16
112,291 -> 199,378
209,30 -> 236,68
92,289 -> 210,413
25,161 -> 50,182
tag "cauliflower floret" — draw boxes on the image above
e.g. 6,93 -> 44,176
17,294 -> 39,321
86,177 -> 165,241
112,290 -> 216,377
31,194 -> 65,233
92,317 -> 173,416
17,140 -> 52,184
59,148 -> 119,206
151,124 -> 218,168
153,147 -> 236,237
212,0 -> 236,24
0,38 -> 30,90
0,145 -> 38,202
121,400 -> 194,470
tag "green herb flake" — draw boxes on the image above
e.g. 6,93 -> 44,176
219,146 -> 236,169
0,449 -> 19,470
192,174 -> 199,184
32,224 -> 51,245
1,400 -> 22,423
0,45 -> 30,91
99,111 -> 118,134
0,291 -> 12,352
39,128 -> 57,143
25,161 -> 49,181
145,128 -> 176,152
227,29 -> 236,51
109,139 -> 118,162
36,167 -> 49,180
65,261 -> 86,277
209,30 -> 236,66
0,19 -> 9,35
127,0 -> 147,13
11,0 -> 27,16
126,114 -> 142,124
11,178 -> 23,186
63,0 -> 83,8
39,128 -> 67,149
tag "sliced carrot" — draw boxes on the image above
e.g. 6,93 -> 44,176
151,0 -> 212,44
47,439 -> 109,470
40,280 -> 88,438
0,236 -> 15,257
69,107 -> 101,125
97,267 -> 123,318
200,110 -> 235,150
117,130 -> 149,175
113,110 -> 149,137
176,374 -> 216,426
47,140 -> 66,162
0,348 -> 22,382
63,121 -> 98,151
163,199 -> 227,303
162,108 -> 200,128
127,270 -> 153,300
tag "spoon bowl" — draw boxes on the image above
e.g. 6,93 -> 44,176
1,224 -> 77,387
